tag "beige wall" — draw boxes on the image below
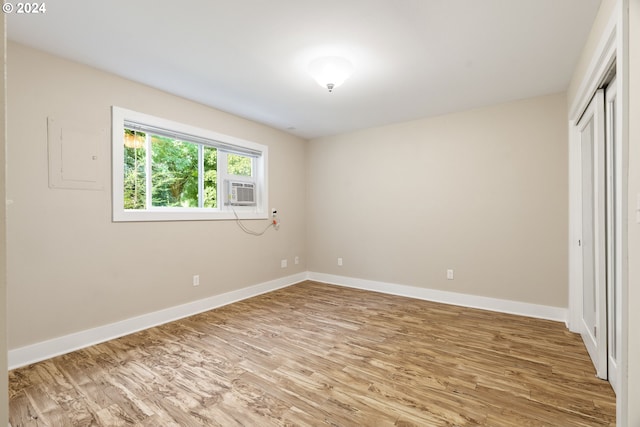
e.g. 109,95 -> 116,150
6,42 -> 307,349
307,93 -> 568,307
626,0 -> 640,423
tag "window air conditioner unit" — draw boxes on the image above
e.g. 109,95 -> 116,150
226,181 -> 256,206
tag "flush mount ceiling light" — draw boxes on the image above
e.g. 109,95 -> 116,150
308,56 -> 354,92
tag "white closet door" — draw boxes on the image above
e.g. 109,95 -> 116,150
577,89 -> 607,380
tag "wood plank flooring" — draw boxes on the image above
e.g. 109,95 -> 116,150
9,281 -> 616,426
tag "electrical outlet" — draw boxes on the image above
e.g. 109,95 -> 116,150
193,275 -> 200,286
294,256 -> 299,265
447,269 -> 454,280
281,259 -> 288,268
337,257 -> 343,266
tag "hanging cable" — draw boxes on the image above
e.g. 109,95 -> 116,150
231,206 -> 278,236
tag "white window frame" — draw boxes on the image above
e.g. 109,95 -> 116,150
112,106 -> 268,222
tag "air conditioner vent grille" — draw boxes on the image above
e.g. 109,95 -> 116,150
227,181 -> 256,206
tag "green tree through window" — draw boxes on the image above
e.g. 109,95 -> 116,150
123,130 -> 146,209
228,153 -> 252,177
204,146 -> 218,208
151,136 -> 199,207
123,129 -> 218,209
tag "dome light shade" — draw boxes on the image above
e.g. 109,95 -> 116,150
308,56 -> 354,92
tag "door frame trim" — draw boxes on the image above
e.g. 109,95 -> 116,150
605,76 -> 622,394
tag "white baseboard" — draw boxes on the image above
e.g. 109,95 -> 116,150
9,271 -> 568,370
8,272 -> 308,370
307,272 -> 568,324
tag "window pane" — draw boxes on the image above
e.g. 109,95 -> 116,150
151,136 -> 198,207
123,129 -> 146,209
204,146 -> 217,208
228,153 -> 252,176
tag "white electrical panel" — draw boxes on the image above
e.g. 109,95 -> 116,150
48,117 -> 105,190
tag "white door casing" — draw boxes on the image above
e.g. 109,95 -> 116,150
605,77 -> 622,394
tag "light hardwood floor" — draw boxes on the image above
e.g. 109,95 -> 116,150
9,281 -> 615,426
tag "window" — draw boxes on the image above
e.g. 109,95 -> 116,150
112,107 -> 268,221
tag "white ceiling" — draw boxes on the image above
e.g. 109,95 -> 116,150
7,0 -> 601,139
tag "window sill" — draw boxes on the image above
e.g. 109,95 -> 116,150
113,208 -> 268,222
